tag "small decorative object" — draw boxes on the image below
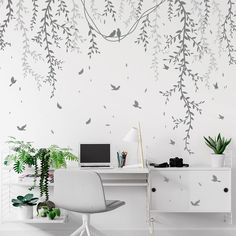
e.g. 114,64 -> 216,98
204,133 -> 231,167
117,151 -> 127,168
38,206 -> 61,220
123,122 -> 144,168
11,193 -> 38,220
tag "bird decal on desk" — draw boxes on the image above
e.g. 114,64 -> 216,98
17,124 -> 27,131
211,175 -> 221,182
9,76 -> 17,86
133,100 -> 142,109
110,84 -> 120,91
191,200 -> 200,206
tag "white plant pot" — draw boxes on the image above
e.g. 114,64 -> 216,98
18,206 -> 33,220
211,154 -> 225,168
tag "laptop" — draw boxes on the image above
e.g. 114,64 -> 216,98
79,144 -> 111,168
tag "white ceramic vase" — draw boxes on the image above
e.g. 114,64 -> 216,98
18,206 -> 33,220
211,154 -> 225,168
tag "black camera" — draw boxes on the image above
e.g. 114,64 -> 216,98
169,157 -> 183,167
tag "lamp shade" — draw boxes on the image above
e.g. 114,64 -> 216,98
123,127 -> 138,143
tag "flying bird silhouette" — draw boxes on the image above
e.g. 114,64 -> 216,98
212,175 -> 221,182
170,139 -> 175,145
163,64 -> 169,70
78,68 -> 84,75
117,28 -> 121,42
17,124 -> 27,131
110,84 -> 120,91
163,176 -> 169,183
213,82 -> 218,89
9,76 -> 17,86
57,102 -> 62,109
86,118 -> 91,125
108,30 -> 116,37
191,200 -> 200,206
133,100 -> 142,109
218,114 -> 224,120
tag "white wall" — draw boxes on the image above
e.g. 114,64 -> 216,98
0,0 -> 236,235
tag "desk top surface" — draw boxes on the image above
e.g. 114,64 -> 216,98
75,167 -> 149,174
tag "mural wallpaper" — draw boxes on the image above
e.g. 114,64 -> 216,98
0,0 -> 236,154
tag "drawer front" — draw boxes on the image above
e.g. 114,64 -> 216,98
150,170 -> 231,212
189,171 -> 231,212
151,171 -> 190,212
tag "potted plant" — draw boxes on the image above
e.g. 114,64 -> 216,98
11,193 -> 38,219
4,137 -> 37,173
38,206 -> 61,220
5,137 -> 78,211
204,133 -> 231,167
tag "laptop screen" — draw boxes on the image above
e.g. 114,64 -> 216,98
80,144 -> 110,163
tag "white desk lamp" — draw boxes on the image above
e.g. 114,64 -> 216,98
123,122 -> 145,168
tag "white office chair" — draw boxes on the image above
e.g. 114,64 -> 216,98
54,169 -> 125,236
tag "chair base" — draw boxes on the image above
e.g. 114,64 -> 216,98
71,214 -> 105,236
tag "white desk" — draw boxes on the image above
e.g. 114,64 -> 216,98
78,167 -> 149,187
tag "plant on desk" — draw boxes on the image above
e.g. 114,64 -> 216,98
12,193 -> 38,220
204,133 -> 231,168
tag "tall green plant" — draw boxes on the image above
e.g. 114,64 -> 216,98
204,133 -> 231,154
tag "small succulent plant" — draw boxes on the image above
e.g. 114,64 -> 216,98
204,133 -> 231,154
12,193 -> 38,207
39,206 -> 61,220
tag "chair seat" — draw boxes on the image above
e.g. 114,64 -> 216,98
105,200 -> 125,211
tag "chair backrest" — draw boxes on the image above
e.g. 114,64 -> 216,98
53,169 -> 107,213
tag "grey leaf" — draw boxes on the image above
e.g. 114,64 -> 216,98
86,118 -> 91,125
57,102 -> 62,109
78,68 -> 84,75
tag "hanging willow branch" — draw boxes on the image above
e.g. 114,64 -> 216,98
160,0 -> 205,154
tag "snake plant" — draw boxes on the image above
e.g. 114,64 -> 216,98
204,133 -> 231,154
